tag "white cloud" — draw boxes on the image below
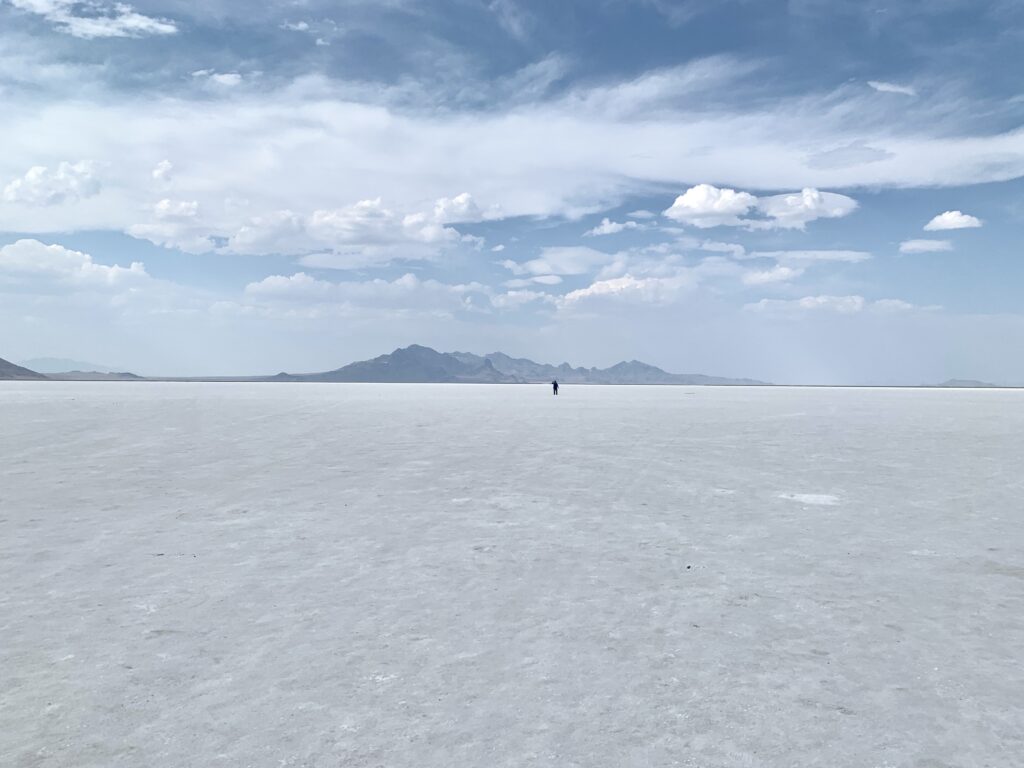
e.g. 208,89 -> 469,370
505,275 -> 562,288
501,246 -> 616,276
242,271 -> 489,316
9,0 -> 177,39
746,295 -> 867,314
3,61 -> 1023,248
244,272 -> 333,300
560,273 -> 693,306
192,70 -> 243,87
663,184 -> 757,227
280,21 -> 310,32
627,210 -> 656,219
491,244 -> 506,252
222,197 -> 472,266
679,238 -> 747,258
432,192 -> 487,223
749,250 -> 871,264
0,238 -> 147,286
899,239 -> 953,254
924,210 -> 982,231
126,199 -> 210,252
154,199 -> 199,219
665,184 -> 856,230
584,218 -> 640,236
2,161 -> 100,206
530,274 -> 563,285
741,265 -> 805,285
152,160 -> 173,182
491,289 -> 554,309
746,294 -> 933,315
873,299 -> 918,312
868,81 -> 916,96
753,188 -> 858,230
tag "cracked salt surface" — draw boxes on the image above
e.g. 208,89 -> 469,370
1,382 -> 1023,767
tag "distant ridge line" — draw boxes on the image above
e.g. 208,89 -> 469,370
0,356 -> 47,381
270,344 -> 768,385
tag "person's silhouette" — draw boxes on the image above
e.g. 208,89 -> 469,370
552,380 -> 559,395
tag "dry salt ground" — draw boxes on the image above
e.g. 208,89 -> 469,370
1,382 -> 1023,768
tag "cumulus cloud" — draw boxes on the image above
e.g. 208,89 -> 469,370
627,210 -> 656,219
2,161 -> 100,206
924,210 -> 982,231
0,238 -> 147,286
127,198 -> 210,252
664,184 -> 856,230
432,192 -> 490,223
221,196 -> 480,267
899,239 -> 953,253
154,199 -> 199,219
9,0 -> 177,38
491,244 -> 505,252
663,184 -> 757,228
584,218 -> 640,236
868,81 -> 916,96
501,246 -> 616,276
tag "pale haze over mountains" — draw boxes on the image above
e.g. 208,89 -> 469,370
19,358 -> 118,374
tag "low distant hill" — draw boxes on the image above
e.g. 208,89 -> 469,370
937,379 -> 1001,388
0,357 -> 47,380
19,357 -> 118,374
273,345 -> 767,385
46,371 -> 145,381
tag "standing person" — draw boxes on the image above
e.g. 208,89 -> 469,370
552,379 -> 559,396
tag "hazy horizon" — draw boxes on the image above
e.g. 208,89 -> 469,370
6,343 -> 1021,387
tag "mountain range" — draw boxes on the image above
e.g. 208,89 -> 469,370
271,345 -> 766,385
5,347 -> 1017,386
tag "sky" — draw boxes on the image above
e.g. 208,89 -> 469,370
1,0 -> 1022,384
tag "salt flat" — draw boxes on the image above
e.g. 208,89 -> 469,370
1,383 -> 1022,768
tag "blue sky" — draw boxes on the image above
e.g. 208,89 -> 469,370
1,0 -> 1022,383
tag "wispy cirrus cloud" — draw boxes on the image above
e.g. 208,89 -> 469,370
900,239 -> 953,254
867,80 -> 916,97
